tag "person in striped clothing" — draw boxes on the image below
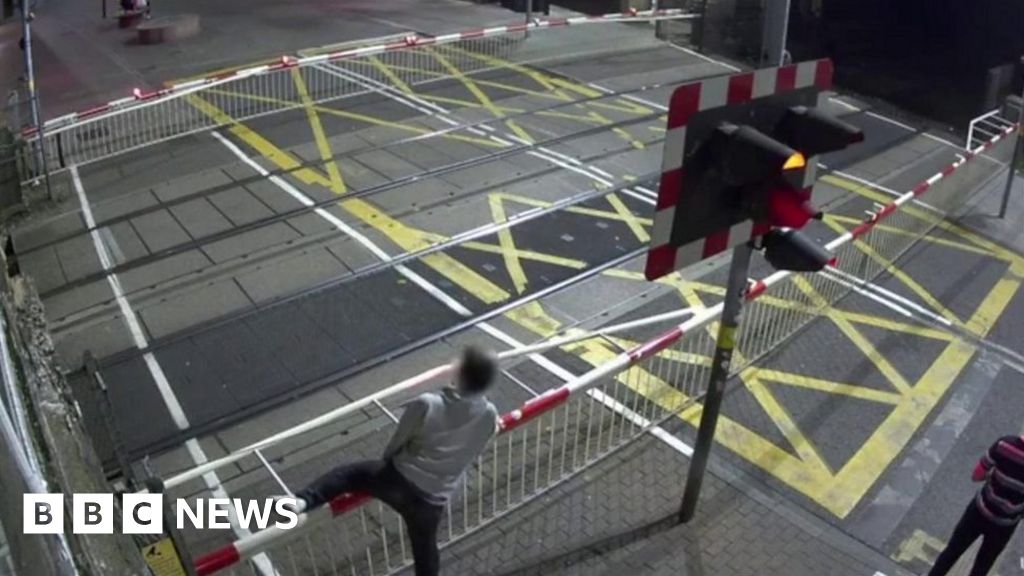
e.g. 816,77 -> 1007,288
928,434 -> 1024,575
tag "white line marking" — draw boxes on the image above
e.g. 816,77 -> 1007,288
865,111 -> 916,133
478,322 -> 693,455
586,82 -> 670,112
619,188 -> 656,206
662,43 -> 741,72
819,270 -> 914,319
634,185 -> 659,199
829,97 -> 862,113
587,389 -> 693,456
921,132 -> 964,150
826,267 -> 953,327
71,166 -> 279,576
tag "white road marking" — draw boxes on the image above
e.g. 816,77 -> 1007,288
619,188 -> 656,206
819,270 -> 915,320
478,322 -> 694,456
71,166 -> 280,576
586,81 -> 670,112
865,111 -> 917,133
826,266 -> 952,327
662,42 -> 741,71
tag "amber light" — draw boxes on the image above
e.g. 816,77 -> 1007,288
782,152 -> 807,171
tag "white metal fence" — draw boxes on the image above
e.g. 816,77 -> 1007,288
160,120 -> 1019,576
20,9 -> 697,171
967,108 -> 1017,150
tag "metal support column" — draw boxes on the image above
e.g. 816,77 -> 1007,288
760,0 -> 791,67
999,56 -> 1024,219
19,0 -> 50,192
679,242 -> 753,523
524,0 -> 531,37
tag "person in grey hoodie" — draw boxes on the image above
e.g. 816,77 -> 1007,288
292,346 -> 500,576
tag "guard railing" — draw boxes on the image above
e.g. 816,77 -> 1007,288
20,9 -> 699,172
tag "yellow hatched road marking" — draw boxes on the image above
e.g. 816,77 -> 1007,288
824,174 -> 1024,265
426,47 -> 535,143
605,193 -> 649,242
351,60 -> 567,103
602,270 -> 955,341
743,371 -> 834,474
793,276 -> 913,395
460,241 -> 587,269
190,94 -> 511,306
823,218 -> 964,329
826,214 -> 993,256
756,369 -> 903,405
186,94 -> 334,189
203,87 -> 505,148
366,56 -> 416,95
291,68 -> 346,194
489,194 -> 529,294
440,45 -> 570,97
486,192 -> 652,226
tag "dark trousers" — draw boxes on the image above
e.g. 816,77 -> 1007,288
929,499 -> 1018,576
297,460 -> 444,576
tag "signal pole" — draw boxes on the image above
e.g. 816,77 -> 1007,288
679,241 -> 753,523
999,55 -> 1024,219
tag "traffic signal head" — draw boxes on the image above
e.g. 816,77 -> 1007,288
704,124 -> 806,187
761,186 -> 822,229
776,106 -> 865,156
762,228 -> 834,272
647,59 -> 864,280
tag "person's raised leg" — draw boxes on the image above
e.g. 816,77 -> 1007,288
295,460 -> 387,509
929,501 -> 986,576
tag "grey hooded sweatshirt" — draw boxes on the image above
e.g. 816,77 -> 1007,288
385,387 -> 498,505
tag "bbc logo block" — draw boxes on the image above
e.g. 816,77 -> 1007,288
24,493 -> 164,535
23,493 -> 299,534
23,494 -> 63,534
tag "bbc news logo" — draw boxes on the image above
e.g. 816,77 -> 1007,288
24,494 -> 300,534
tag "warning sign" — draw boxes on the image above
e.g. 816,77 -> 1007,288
141,538 -> 187,576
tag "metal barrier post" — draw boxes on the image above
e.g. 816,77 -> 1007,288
84,351 -> 138,490
143,476 -> 199,576
679,242 -> 753,523
999,56 -> 1024,219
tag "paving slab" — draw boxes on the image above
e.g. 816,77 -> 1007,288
443,435 -> 907,576
235,248 -> 350,303
139,280 -> 253,339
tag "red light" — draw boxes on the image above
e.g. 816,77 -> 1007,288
767,188 -> 818,229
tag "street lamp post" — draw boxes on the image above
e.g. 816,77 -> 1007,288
998,55 -> 1024,219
